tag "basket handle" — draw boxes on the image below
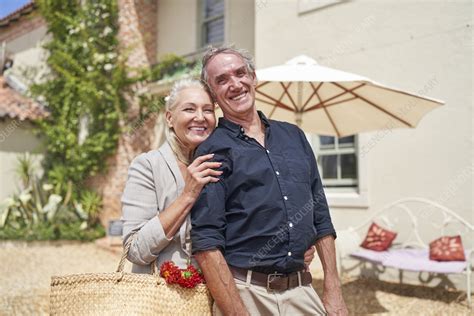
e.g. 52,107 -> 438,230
116,233 -> 157,275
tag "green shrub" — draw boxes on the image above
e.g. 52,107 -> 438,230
0,222 -> 104,241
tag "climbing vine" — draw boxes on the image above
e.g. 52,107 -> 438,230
32,1 -> 196,195
32,0 -> 128,195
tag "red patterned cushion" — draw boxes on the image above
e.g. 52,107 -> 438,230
429,235 -> 466,261
360,222 -> 397,252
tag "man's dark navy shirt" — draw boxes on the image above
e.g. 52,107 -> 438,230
190,111 -> 336,274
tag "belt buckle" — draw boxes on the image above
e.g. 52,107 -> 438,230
266,272 -> 284,291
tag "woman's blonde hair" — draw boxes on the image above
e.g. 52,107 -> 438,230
164,78 -> 210,165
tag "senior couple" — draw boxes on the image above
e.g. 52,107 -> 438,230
122,46 -> 348,316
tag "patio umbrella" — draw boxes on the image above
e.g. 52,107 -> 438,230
255,55 -> 444,137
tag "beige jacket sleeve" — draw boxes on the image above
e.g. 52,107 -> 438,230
121,153 -> 172,265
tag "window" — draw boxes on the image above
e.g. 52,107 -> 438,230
313,135 -> 358,189
200,0 -> 225,47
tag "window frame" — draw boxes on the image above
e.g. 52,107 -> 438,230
306,132 -> 369,209
315,136 -> 358,188
199,0 -> 225,48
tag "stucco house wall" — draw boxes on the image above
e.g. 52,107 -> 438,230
0,11 -> 47,56
0,119 -> 43,200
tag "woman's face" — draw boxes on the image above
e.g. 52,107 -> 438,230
166,87 -> 216,150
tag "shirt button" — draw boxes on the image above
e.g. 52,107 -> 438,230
275,171 -> 280,176
245,137 -> 249,140
240,127 -> 244,133
283,196 -> 288,200
266,149 -> 270,154
288,252 -> 292,256
289,222 -> 293,228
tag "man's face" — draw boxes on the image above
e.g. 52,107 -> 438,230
205,53 -> 257,118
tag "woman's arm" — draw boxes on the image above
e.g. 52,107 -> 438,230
159,153 -> 222,239
122,153 -> 169,265
122,153 -> 221,265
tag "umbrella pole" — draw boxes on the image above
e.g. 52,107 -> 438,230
296,82 -> 303,127
295,111 -> 302,127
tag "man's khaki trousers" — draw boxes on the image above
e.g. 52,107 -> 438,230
213,275 -> 327,315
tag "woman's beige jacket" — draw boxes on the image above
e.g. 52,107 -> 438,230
121,142 -> 197,273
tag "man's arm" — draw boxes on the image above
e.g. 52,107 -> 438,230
190,149 -> 248,314
195,250 -> 248,316
315,235 -> 348,316
297,127 -> 348,315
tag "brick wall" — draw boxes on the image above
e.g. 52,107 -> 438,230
90,0 -> 159,227
118,0 -> 158,67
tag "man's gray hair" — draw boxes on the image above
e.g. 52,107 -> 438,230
200,45 -> 256,87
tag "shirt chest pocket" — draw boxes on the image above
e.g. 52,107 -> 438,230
283,152 -> 312,184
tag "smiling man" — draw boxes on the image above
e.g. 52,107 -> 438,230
191,46 -> 348,316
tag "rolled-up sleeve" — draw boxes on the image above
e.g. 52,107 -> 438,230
299,129 -> 337,241
190,149 -> 229,254
121,153 -> 172,265
190,180 -> 227,253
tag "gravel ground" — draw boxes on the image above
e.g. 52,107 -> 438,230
0,241 -> 121,315
311,271 -> 472,315
0,241 -> 471,315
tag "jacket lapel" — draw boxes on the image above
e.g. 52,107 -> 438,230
158,142 -> 185,196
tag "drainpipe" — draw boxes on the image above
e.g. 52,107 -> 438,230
0,41 -> 5,74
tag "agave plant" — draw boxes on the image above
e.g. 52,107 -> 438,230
0,198 -> 16,228
74,190 -> 102,228
0,154 -> 105,239
15,153 -> 34,190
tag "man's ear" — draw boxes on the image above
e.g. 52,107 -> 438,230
251,71 -> 258,86
165,111 -> 173,128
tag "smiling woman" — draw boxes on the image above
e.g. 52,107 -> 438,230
164,79 -> 216,165
121,78 -> 222,278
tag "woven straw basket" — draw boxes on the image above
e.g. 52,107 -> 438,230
50,240 -> 213,315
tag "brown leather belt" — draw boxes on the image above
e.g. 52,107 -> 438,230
229,266 -> 312,291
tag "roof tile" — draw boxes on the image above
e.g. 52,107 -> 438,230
0,76 -> 47,121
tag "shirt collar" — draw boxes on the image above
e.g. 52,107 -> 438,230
218,110 -> 270,137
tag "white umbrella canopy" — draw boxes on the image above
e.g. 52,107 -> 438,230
255,55 -> 444,137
